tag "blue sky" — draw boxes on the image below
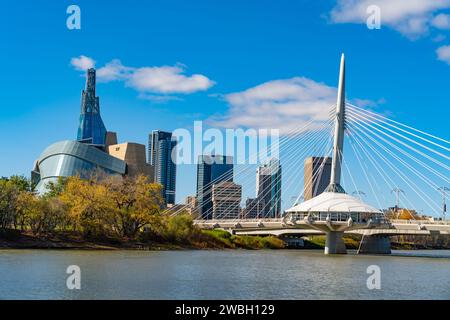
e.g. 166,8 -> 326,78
1,0 -> 449,214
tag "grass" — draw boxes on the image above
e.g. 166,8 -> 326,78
304,235 -> 361,250
200,229 -> 286,249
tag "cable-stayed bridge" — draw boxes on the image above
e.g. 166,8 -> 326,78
172,54 -> 450,255
194,218 -> 450,254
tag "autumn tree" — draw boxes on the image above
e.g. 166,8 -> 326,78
0,179 -> 19,229
60,176 -> 115,238
107,175 -> 164,238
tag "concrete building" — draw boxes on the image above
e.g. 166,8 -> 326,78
256,158 -> 282,218
108,143 -> 153,179
303,157 -> 332,201
32,68 -> 153,193
196,155 -> 233,219
212,181 -> 242,219
164,204 -> 190,216
148,130 -> 177,205
185,196 -> 199,218
243,198 -> 265,219
105,131 -> 118,147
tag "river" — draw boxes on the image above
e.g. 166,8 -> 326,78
0,249 -> 449,300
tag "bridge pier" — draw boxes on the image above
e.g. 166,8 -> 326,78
325,231 -> 347,254
357,235 -> 391,255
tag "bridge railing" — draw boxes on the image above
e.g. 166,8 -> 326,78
389,219 -> 449,225
194,218 -> 283,224
286,212 -> 388,224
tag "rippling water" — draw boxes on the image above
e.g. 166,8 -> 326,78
0,249 -> 449,300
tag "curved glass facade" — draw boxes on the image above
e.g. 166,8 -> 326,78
34,140 -> 126,194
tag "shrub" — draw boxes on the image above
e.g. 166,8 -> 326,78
163,215 -> 196,244
201,229 -> 235,248
260,236 -> 286,249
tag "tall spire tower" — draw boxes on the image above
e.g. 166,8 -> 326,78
327,53 -> 346,193
77,68 -> 107,147
285,54 -> 386,255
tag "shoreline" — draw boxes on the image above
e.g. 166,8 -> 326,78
1,229 -> 449,251
1,235 -> 449,251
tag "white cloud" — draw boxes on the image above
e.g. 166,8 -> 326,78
70,55 -> 95,71
329,0 -> 450,38
431,13 -> 450,29
97,59 -> 132,82
138,93 -> 183,104
432,34 -> 447,42
208,77 -> 340,135
128,65 -> 215,94
71,57 -> 215,98
437,45 -> 450,64
351,98 -> 382,108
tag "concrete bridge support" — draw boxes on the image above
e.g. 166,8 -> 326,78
357,235 -> 391,255
325,231 -> 347,254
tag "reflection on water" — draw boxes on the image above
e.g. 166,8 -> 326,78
0,249 -> 449,300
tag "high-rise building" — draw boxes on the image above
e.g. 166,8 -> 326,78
212,181 -> 242,219
77,68 -> 107,147
304,157 -> 332,201
185,196 -> 199,218
148,131 -> 177,205
196,155 -> 233,220
256,158 -> 282,218
243,198 -> 265,219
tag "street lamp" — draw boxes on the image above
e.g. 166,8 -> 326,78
437,187 -> 449,222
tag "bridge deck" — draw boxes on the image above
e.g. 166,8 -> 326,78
194,219 -> 450,236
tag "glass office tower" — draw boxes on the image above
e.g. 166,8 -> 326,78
148,130 -> 177,205
256,158 -> 282,218
196,155 -> 233,219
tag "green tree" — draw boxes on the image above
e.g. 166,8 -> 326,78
163,214 -> 196,243
44,177 -> 67,198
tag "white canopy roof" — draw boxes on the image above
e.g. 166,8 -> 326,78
285,192 -> 381,214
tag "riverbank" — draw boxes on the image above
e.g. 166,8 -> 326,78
2,229 -> 449,251
0,229 -> 286,250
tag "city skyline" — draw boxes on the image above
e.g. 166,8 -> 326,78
1,1 -> 450,214
2,1 -> 450,306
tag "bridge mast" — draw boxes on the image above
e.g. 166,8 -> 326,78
327,53 -> 346,193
